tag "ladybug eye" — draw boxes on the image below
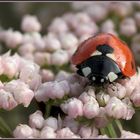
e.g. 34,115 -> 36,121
91,50 -> 102,56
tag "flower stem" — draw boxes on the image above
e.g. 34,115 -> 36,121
106,122 -> 117,138
44,103 -> 52,119
0,116 -> 12,137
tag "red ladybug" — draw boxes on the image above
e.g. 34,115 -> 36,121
71,33 -> 136,85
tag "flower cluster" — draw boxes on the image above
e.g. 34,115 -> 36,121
0,1 -> 140,138
13,110 -> 140,138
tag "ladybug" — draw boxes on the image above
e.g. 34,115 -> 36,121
71,33 -> 136,85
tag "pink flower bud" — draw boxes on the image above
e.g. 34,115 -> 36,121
43,33 -> 61,52
13,124 -> 33,138
51,50 -> 69,66
120,18 -> 137,37
32,128 -> 40,138
122,97 -> 135,120
21,15 -> 41,32
4,29 -> 23,48
40,69 -> 54,82
118,76 -> 137,96
96,135 -> 109,138
0,57 -> 4,75
5,80 -> 34,107
59,33 -> 78,50
19,60 -> 41,90
40,126 -> 56,138
18,43 -> 35,56
121,130 -> 140,138
69,82 -> 84,97
94,107 -> 109,128
85,4 -> 108,22
29,110 -> 44,129
107,82 -> 126,99
55,70 -> 70,82
79,89 -> 95,104
130,86 -> 140,107
61,98 -> 83,118
35,80 -> 70,102
78,125 -> 91,138
96,90 -> 110,106
2,53 -> 20,78
56,127 -> 77,138
48,18 -> 69,33
0,89 -> 17,110
63,116 -> 80,133
75,22 -> 98,37
83,98 -> 99,119
34,52 -> 51,66
105,97 -> 128,119
109,2 -> 133,17
44,117 -> 58,131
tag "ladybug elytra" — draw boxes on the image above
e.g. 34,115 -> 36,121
71,33 -> 136,85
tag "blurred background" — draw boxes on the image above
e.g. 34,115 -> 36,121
0,1 -> 140,137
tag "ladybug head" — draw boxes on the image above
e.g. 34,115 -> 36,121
76,44 -> 124,86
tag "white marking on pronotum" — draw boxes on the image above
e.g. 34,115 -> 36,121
82,67 -> 91,77
106,53 -> 116,61
108,72 -> 118,82
92,76 -> 96,81
101,78 -> 104,82
91,50 -> 102,56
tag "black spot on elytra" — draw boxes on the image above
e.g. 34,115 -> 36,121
97,44 -> 114,55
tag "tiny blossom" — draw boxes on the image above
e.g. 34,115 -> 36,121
61,98 -> 83,118
107,82 -> 126,99
40,126 -> 56,138
32,128 -> 40,138
21,15 -> 41,32
78,125 -> 92,138
105,97 -> 128,119
44,117 -> 58,131
29,110 -> 44,129
58,33 -> 78,50
109,2 -> 133,17
120,18 -> 137,37
51,50 -> 69,66
13,124 -> 33,138
56,127 -> 79,138
121,130 -> 140,138
122,97 -> 135,120
35,80 -> 70,102
5,80 -> 34,107
83,97 -> 100,119
19,59 -> 41,90
0,89 -> 17,110
63,116 -> 79,133
34,52 -> 51,66
40,69 -> 55,82
48,18 -> 69,33
18,43 -> 35,56
94,107 -> 109,128
43,33 -> 61,52
130,86 -> 140,107
85,4 -> 108,22
96,90 -> 110,106
4,29 -> 23,48
55,70 -> 70,82
75,22 -> 98,37
2,53 -> 20,78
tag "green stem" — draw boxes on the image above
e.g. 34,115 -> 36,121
115,119 -> 123,132
0,117 -> 12,137
106,122 -> 117,138
44,103 -> 52,119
